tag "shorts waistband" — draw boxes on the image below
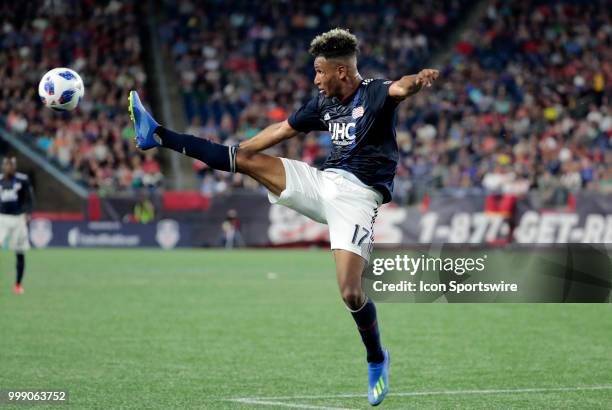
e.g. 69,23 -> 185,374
324,168 -> 383,205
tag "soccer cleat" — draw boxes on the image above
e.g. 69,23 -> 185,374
128,90 -> 161,150
13,284 -> 24,295
367,349 -> 390,406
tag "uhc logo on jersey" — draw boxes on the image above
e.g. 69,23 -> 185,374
329,122 -> 356,146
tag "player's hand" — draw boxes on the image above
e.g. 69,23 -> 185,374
415,69 -> 439,88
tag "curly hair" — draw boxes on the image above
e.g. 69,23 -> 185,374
308,28 -> 359,59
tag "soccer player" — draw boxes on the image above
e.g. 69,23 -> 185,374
0,157 -> 34,295
129,28 -> 438,406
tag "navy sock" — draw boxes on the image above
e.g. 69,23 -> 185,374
350,298 -> 384,363
16,253 -> 24,285
155,126 -> 237,172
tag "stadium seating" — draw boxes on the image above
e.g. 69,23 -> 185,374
409,0 -> 612,205
156,0 -> 469,199
0,0 -> 609,204
0,0 -> 162,193
158,0 -> 611,205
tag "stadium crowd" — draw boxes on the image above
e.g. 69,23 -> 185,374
160,0 -> 611,205
157,0 -> 469,200
0,0 -> 162,193
410,0 -> 612,205
0,0 -> 609,204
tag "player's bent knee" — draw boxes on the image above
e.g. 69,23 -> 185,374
235,149 -> 259,174
341,286 -> 365,310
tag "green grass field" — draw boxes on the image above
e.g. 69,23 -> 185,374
0,249 -> 610,409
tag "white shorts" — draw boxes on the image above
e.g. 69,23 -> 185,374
268,158 -> 382,260
0,214 -> 30,252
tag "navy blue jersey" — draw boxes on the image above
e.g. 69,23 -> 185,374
0,173 -> 33,215
288,78 -> 399,203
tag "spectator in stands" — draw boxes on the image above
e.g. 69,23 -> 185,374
220,209 -> 244,248
133,192 -> 155,224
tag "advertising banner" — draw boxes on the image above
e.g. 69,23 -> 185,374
29,219 -> 191,249
30,192 -> 612,247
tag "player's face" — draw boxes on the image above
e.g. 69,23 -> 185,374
313,56 -> 342,98
2,159 -> 15,176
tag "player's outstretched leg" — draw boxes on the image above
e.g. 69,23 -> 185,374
14,252 -> 25,295
128,90 -> 286,196
334,250 -> 390,406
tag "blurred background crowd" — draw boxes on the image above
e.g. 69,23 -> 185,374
1,0 -> 610,204
0,0 -> 162,194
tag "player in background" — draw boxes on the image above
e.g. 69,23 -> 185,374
0,157 -> 34,295
129,28 -> 438,406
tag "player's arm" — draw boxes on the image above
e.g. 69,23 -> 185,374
22,176 -> 34,222
238,120 -> 299,152
388,69 -> 440,101
238,95 -> 324,152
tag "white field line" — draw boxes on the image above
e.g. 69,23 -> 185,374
228,385 -> 612,408
231,398 -> 356,410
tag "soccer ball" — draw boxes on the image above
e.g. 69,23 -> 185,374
38,68 -> 85,111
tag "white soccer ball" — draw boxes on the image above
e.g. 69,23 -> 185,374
38,68 -> 85,111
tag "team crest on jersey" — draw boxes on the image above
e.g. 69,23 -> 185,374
352,106 -> 364,119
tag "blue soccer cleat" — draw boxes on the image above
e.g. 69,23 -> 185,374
128,90 -> 161,150
368,349 -> 390,406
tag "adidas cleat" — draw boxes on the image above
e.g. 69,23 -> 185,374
128,90 -> 161,150
368,349 -> 390,406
